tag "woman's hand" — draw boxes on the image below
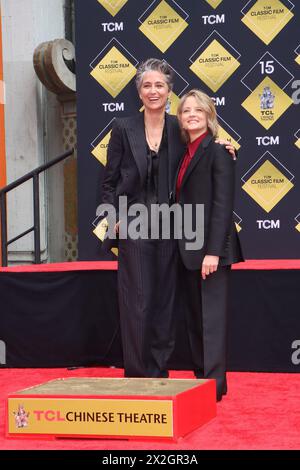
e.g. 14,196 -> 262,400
201,255 -> 219,280
215,138 -> 237,160
114,221 -> 120,234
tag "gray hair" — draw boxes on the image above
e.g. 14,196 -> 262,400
135,58 -> 174,92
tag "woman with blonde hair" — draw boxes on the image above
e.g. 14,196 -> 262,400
176,89 -> 244,401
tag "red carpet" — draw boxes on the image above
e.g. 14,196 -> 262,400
1,367 -> 300,450
1,259 -> 300,272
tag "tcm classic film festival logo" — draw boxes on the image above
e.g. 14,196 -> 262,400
295,214 -> 300,233
90,38 -> 138,98
295,129 -> 300,150
295,44 -> 300,66
241,0 -> 294,45
97,0 -> 128,17
189,30 -> 241,92
138,0 -> 188,52
205,0 -> 224,8
241,151 -> 294,213
90,118 -> 115,168
90,117 -> 117,254
217,114 -> 242,152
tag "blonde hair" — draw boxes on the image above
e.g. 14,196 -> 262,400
177,89 -> 219,142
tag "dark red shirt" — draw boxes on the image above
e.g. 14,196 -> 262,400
176,131 -> 209,200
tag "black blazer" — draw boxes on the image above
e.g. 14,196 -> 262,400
175,134 -> 244,269
101,112 -> 185,250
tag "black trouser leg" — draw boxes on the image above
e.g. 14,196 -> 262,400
201,265 -> 230,399
148,238 -> 178,377
178,257 -> 204,375
179,257 -> 230,400
118,238 -> 177,377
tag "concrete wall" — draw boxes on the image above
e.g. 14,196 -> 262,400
1,0 -> 66,263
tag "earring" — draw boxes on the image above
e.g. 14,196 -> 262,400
165,97 -> 171,114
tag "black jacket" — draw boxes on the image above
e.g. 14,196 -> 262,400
175,134 -> 244,269
101,112 -> 184,250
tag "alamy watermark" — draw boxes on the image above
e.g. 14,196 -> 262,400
291,339 -> 300,365
0,340 -> 6,365
292,80 -> 300,104
98,196 -> 204,251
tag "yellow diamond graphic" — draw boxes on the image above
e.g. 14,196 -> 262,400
91,130 -> 112,166
93,218 -> 109,242
242,77 -> 293,130
190,39 -> 240,92
139,0 -> 188,53
93,218 -> 118,256
296,55 -> 300,66
205,0 -> 223,8
168,91 -> 180,115
218,125 -> 241,150
90,46 -> 136,98
296,223 -> 300,233
295,139 -> 300,150
235,222 -> 242,233
97,0 -> 128,17
242,160 -> 294,213
241,0 -> 294,45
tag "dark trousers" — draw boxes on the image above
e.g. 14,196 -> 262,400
178,257 -> 230,400
118,237 -> 178,378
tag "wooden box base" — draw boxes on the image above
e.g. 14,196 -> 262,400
7,377 -> 216,441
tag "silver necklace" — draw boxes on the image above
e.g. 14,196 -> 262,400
145,121 -> 164,151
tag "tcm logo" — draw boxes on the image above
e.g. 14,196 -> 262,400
256,136 -> 279,146
257,220 -> 280,229
291,340 -> 300,365
101,22 -> 124,32
211,97 -> 225,106
102,102 -> 124,112
202,14 -> 225,25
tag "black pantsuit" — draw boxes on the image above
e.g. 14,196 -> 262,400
176,134 -> 244,400
102,113 -> 184,377
178,257 -> 230,398
118,237 -> 178,377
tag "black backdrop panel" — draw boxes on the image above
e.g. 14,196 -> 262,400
0,271 -> 122,368
0,270 -> 299,372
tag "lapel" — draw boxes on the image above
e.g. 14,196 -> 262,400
125,113 -> 148,183
180,133 -> 213,190
166,114 -> 185,198
166,114 -> 178,198
173,150 -> 186,198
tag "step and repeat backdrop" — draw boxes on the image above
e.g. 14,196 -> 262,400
75,0 -> 300,260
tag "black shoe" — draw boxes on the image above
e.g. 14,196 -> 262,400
194,369 -> 204,379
